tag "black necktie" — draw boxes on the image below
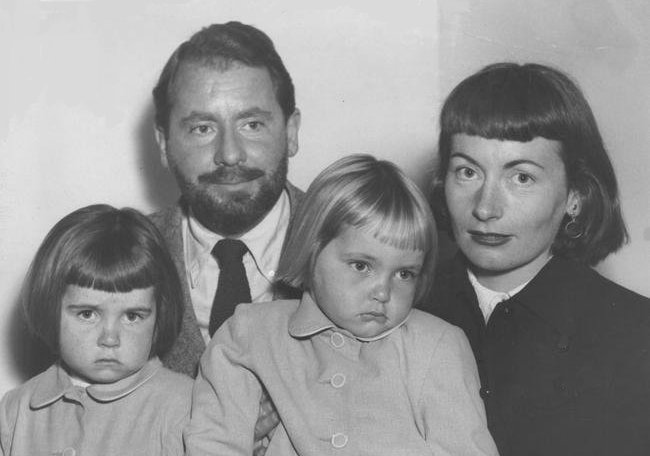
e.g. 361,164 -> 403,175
209,239 -> 252,336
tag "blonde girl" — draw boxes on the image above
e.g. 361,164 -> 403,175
186,154 -> 497,456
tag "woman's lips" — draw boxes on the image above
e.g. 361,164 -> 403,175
468,231 -> 512,246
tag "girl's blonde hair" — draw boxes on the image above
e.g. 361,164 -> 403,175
278,154 -> 437,305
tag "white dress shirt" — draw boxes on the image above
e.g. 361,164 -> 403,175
182,190 -> 291,343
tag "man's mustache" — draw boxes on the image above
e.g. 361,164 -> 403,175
198,166 -> 264,185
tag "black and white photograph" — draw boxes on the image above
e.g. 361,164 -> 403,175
0,1 -> 649,454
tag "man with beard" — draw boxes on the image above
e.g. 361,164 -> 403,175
150,22 -> 303,378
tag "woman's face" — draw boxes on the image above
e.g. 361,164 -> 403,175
445,134 -> 579,291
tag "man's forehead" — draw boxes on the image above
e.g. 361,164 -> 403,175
180,56 -> 241,74
168,60 -> 277,108
172,59 -> 272,89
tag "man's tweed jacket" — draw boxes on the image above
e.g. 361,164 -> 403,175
150,183 -> 304,377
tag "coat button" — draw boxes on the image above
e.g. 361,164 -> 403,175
331,432 -> 348,448
330,332 -> 345,348
556,335 -> 570,352
502,305 -> 512,315
331,373 -> 346,388
480,387 -> 491,399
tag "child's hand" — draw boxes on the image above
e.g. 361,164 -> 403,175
252,387 -> 279,456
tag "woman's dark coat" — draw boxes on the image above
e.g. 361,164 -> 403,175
421,255 -> 650,456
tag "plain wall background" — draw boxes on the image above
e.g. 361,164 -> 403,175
0,0 -> 648,394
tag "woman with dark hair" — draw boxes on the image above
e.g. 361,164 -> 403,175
422,62 -> 650,456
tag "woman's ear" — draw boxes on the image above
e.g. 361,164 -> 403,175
566,189 -> 582,217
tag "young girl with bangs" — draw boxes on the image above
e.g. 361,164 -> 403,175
0,205 -> 191,456
185,154 -> 498,456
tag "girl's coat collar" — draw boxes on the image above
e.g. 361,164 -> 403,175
288,291 -> 410,342
30,357 -> 162,408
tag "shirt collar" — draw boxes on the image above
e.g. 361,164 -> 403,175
30,358 -> 163,408
458,254 -> 582,336
240,189 -> 290,279
288,292 -> 410,342
467,268 -> 529,321
185,190 -> 290,283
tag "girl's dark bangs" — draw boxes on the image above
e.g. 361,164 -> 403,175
66,240 -> 156,293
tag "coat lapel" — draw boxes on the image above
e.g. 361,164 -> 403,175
151,204 -> 205,377
151,183 -> 305,377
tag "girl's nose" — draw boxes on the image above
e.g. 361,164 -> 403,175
98,322 -> 120,348
472,180 -> 504,221
371,278 -> 391,303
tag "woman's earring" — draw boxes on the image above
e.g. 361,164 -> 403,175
564,213 -> 583,239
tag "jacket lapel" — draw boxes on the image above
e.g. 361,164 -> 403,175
152,204 -> 205,377
152,183 -> 305,377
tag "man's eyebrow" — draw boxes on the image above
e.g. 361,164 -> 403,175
179,108 -> 274,124
180,111 -> 217,123
237,107 -> 274,120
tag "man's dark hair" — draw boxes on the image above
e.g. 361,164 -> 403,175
153,21 -> 296,135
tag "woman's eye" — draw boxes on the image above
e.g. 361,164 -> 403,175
514,173 -> 533,184
349,261 -> 369,273
454,166 -> 477,180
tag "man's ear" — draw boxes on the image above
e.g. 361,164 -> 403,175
154,125 -> 169,169
286,108 -> 301,158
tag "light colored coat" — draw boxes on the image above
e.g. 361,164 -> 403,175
186,294 -> 498,456
0,358 -> 192,456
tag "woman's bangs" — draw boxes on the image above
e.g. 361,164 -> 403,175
444,75 -> 566,142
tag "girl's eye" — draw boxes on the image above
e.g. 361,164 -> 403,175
124,312 -> 143,323
396,270 -> 417,281
77,310 -> 96,321
349,261 -> 369,273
